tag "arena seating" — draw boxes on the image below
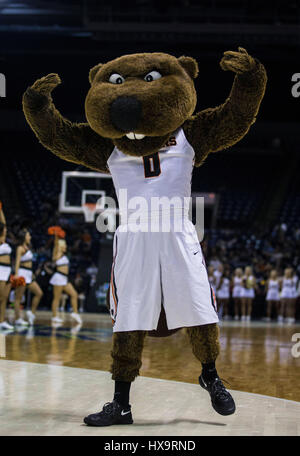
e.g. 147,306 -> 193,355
193,150 -> 281,227
278,185 -> 300,228
12,151 -> 76,219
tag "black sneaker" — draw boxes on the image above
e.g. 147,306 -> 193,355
83,400 -> 133,426
199,374 -> 236,416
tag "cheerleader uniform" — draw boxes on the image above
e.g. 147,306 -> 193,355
217,277 -> 230,300
0,242 -> 12,282
280,279 -> 294,299
280,278 -> 294,299
213,270 -> 222,290
18,249 -> 33,284
292,276 -> 299,299
232,276 -> 243,298
49,255 -> 69,287
266,279 -> 280,301
241,275 -> 255,299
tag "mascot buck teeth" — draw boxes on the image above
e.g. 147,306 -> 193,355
23,48 -> 267,426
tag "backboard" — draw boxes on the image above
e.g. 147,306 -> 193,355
59,171 -> 118,221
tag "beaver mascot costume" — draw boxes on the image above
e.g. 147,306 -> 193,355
23,47 -> 267,426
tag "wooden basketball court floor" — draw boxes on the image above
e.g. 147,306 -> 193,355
0,310 -> 299,436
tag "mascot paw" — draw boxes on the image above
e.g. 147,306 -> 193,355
23,74 -> 61,110
31,73 -> 61,95
220,47 -> 256,74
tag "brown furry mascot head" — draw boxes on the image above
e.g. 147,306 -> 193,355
85,52 -> 198,157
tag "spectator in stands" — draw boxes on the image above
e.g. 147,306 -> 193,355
86,262 -> 98,288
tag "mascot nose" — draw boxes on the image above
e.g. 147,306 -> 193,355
110,96 -> 142,132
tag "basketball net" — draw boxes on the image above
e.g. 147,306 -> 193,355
82,203 -> 97,223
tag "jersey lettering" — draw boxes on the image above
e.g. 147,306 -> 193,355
165,136 -> 177,147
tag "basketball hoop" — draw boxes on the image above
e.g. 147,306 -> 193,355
82,203 -> 97,223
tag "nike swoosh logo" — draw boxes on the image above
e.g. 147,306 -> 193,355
121,410 -> 131,416
193,251 -> 199,255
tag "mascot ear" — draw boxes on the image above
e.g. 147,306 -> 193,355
178,56 -> 199,79
89,63 -> 103,84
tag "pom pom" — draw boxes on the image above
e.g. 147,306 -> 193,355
48,225 -> 60,235
58,229 -> 66,239
10,275 -> 26,288
48,226 -> 65,238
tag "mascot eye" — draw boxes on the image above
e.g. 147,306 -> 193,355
109,73 -> 125,84
144,71 -> 162,82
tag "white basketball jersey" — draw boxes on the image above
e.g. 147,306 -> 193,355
107,128 -> 194,217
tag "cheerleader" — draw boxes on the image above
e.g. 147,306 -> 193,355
49,235 -> 82,325
207,265 -> 216,292
287,268 -> 297,324
232,268 -> 243,320
216,269 -> 230,320
278,268 -> 295,323
14,229 -> 43,326
241,266 -> 256,321
213,264 -> 223,291
0,203 -> 13,330
264,270 -> 280,321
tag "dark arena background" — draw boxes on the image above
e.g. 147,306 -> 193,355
0,0 -> 299,438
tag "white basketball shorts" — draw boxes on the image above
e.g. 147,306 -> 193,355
110,218 -> 219,332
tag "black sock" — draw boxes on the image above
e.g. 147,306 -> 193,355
201,362 -> 218,382
114,381 -> 131,408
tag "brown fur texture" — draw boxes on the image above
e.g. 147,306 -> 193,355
111,324 -> 219,382
186,323 -> 220,364
110,331 -> 146,382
